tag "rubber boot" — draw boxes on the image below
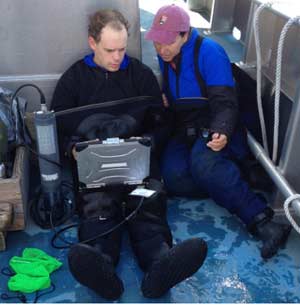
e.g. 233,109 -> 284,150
141,237 -> 207,298
68,243 -> 124,300
248,210 -> 292,259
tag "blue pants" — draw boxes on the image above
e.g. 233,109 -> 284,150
161,135 -> 266,225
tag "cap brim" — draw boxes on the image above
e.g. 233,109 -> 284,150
145,28 -> 178,45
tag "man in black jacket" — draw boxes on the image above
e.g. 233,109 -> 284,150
51,9 -> 207,300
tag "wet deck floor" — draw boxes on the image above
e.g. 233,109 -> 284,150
1,197 -> 299,303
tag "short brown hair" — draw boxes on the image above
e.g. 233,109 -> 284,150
88,9 -> 130,42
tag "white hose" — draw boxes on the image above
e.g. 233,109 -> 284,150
272,16 -> 300,163
252,2 -> 272,157
284,194 -> 300,233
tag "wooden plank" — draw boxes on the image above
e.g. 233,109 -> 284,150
0,147 -> 29,231
0,231 -> 6,251
0,179 -> 21,201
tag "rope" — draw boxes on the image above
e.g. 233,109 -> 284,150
272,16 -> 300,163
253,2 -> 272,156
284,194 -> 300,234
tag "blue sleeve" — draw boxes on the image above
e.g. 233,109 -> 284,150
199,38 -> 238,138
200,38 -> 235,87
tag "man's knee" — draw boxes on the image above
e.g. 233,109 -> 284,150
77,192 -> 123,264
190,147 -> 219,180
191,146 -> 245,194
163,166 -> 195,195
80,192 -> 122,219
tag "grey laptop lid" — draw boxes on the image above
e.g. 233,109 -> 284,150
75,137 -> 151,191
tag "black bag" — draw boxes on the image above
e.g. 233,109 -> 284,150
0,86 -> 28,151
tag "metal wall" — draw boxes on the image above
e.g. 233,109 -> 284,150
210,0 -> 236,33
273,88 -> 300,210
232,0 -> 252,43
244,2 -> 300,209
207,0 -> 300,100
0,0 -> 140,111
188,0 -> 214,22
244,2 -> 300,101
204,0 -> 300,209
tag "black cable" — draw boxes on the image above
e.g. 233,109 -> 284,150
23,143 -> 62,168
1,267 -> 15,277
11,84 -> 46,106
0,284 -> 56,304
33,283 -> 56,303
1,292 -> 27,303
0,267 -> 27,303
29,186 -> 48,229
50,222 -> 79,249
29,184 -> 75,229
80,196 -> 144,245
50,208 -> 74,247
50,196 -> 145,249
12,83 -> 44,149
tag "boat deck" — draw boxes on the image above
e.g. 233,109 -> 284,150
1,197 -> 299,303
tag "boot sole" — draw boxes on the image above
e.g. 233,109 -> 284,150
68,243 -> 123,300
141,238 -> 207,298
261,224 -> 292,259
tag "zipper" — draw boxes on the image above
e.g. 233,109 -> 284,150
122,201 -> 126,219
176,72 -> 179,98
175,53 -> 182,99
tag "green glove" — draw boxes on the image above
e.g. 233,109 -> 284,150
22,248 -> 62,274
8,274 -> 50,294
7,248 -> 62,293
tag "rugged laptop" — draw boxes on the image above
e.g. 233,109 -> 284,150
75,137 -> 151,191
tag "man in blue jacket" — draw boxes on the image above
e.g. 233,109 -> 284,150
146,4 -> 291,259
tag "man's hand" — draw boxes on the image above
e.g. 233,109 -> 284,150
72,138 -> 100,160
207,133 -> 227,151
72,146 -> 77,160
162,93 -> 169,108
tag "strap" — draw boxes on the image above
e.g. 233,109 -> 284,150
163,35 -> 207,99
193,35 -> 208,98
163,61 -> 171,99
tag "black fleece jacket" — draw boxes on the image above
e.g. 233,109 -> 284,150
51,56 -> 162,111
50,55 -> 166,157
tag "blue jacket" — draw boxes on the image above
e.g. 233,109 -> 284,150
158,28 -> 238,138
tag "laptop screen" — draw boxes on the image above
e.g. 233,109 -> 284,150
75,137 -> 151,191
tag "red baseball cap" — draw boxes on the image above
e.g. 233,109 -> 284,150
145,4 -> 190,45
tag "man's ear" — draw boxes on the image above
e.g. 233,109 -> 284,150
88,36 -> 97,51
183,32 -> 189,43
